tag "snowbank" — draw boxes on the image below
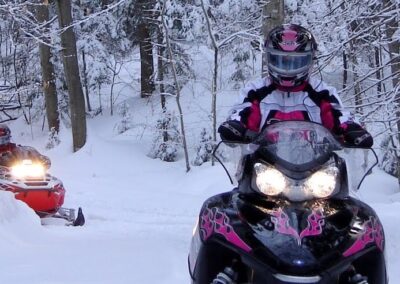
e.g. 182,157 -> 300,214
0,191 -> 41,233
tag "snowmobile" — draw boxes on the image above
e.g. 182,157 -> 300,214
0,159 -> 85,226
189,121 -> 387,284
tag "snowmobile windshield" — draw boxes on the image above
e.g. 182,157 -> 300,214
214,121 -> 378,193
253,121 -> 342,170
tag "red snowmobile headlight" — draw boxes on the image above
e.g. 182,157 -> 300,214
11,159 -> 46,179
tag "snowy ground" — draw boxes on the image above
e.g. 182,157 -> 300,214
0,115 -> 229,284
1,115 -> 400,284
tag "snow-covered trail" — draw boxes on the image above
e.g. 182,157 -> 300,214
1,120 -> 400,283
356,173 -> 400,283
0,124 -> 231,284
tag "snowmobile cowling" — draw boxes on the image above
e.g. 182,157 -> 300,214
0,161 -> 84,226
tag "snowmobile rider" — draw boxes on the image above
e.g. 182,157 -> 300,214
218,24 -> 373,147
0,124 -> 51,168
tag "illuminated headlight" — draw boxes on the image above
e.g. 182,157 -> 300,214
254,163 -> 287,196
11,160 -> 45,179
304,167 -> 338,198
253,162 -> 339,201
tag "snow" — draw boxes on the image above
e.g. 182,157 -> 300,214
0,113 -> 232,283
1,114 -> 400,283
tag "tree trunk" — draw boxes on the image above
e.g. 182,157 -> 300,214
349,18 -> 363,115
157,27 -> 166,110
262,0 -> 284,76
37,1 -> 59,132
81,50 -> 92,112
160,0 -> 190,172
138,23 -> 155,98
342,50 -> 348,91
374,45 -> 382,94
349,48 -> 362,113
55,0 -> 87,152
211,47 -> 218,166
200,0 -> 220,165
157,27 -> 168,143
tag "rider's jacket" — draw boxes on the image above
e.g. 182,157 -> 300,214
228,76 -> 351,133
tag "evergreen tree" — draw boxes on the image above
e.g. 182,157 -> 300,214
380,134 -> 398,177
115,102 -> 133,134
193,127 -> 214,166
230,44 -> 253,89
148,110 -> 181,162
45,127 -> 61,149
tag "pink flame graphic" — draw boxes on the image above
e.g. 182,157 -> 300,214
343,217 -> 384,257
300,210 -> 325,239
200,207 -> 251,252
271,209 -> 300,243
271,209 -> 325,245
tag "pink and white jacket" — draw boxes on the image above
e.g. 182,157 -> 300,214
228,76 -> 351,134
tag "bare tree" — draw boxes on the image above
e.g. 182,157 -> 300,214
55,0 -> 87,151
37,0 -> 59,132
200,0 -> 262,154
159,0 -> 190,172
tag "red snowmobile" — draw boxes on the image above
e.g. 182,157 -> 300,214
0,159 -> 85,226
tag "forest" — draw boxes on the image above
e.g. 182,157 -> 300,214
0,0 -> 399,180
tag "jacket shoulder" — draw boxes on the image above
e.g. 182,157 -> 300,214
239,77 -> 271,101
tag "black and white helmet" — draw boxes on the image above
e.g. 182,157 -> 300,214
265,24 -> 317,90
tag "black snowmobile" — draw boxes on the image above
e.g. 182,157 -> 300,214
189,121 -> 387,284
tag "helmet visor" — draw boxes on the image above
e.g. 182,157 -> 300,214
267,50 -> 313,75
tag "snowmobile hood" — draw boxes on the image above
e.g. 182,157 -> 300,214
236,193 -> 384,275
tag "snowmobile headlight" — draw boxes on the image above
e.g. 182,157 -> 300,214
254,163 -> 287,196
11,159 -> 45,179
304,166 -> 338,198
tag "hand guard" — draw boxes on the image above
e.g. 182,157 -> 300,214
218,120 -> 256,143
342,123 -> 373,148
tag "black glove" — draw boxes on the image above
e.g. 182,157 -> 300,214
218,120 -> 257,143
343,123 -> 373,148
